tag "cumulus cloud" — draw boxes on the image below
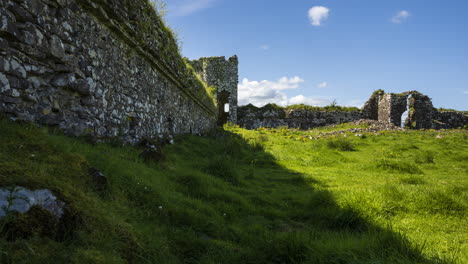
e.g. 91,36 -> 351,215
238,77 -> 330,107
391,10 -> 411,24
463,91 -> 468,95
317,82 -> 328,88
169,0 -> 216,16
308,6 -> 330,26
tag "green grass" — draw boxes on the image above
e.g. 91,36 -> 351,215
0,117 -> 466,263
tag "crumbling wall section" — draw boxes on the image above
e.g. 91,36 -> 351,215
238,104 -> 362,129
406,92 -> 434,129
377,93 -> 407,127
362,90 -> 384,120
190,56 -> 238,124
0,0 -> 217,143
433,111 -> 468,129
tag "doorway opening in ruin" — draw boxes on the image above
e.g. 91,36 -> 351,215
400,94 -> 412,128
217,91 -> 230,126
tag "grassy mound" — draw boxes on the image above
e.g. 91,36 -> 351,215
0,117 -> 466,263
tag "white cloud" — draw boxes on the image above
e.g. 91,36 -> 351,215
260,45 -> 270,50
391,10 -> 411,24
238,77 -> 330,107
169,0 -> 216,16
308,6 -> 330,26
463,91 -> 468,94
317,82 -> 328,88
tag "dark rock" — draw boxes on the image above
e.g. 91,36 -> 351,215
7,74 -> 30,89
71,78 -> 91,95
51,73 -> 75,87
49,35 -> 65,59
139,138 -> 166,162
7,2 -> 34,22
88,168 -> 108,192
40,112 -> 64,125
65,123 -> 87,137
0,187 -> 65,219
0,95 -> 20,104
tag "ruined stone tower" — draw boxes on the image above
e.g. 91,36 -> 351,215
362,90 -> 453,129
190,56 -> 239,125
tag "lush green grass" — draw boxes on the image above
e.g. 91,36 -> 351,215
0,117 -> 466,264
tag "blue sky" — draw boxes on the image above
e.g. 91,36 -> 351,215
163,0 -> 468,110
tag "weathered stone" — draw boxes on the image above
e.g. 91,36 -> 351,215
0,72 -> 10,92
0,95 -> 20,104
51,73 -> 75,87
9,58 -> 27,78
0,36 -> 8,50
7,2 -> 34,22
40,113 -> 64,125
0,187 -> 64,219
7,74 -> 30,89
1,0 -> 222,144
71,78 -> 91,95
189,56 -> 239,125
88,168 -> 108,192
65,123 -> 88,137
0,8 -> 22,40
49,35 -> 65,59
0,57 -> 10,72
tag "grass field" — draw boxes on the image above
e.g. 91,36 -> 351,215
0,116 -> 466,264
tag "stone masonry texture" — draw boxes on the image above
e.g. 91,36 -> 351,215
189,56 -> 239,124
0,0 -> 221,144
238,91 -> 467,130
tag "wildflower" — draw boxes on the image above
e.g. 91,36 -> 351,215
158,206 -> 163,210
436,135 -> 443,139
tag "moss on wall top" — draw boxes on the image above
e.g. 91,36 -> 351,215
239,103 -> 361,113
78,0 -> 216,114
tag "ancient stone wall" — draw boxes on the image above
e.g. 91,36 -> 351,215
433,111 -> 468,129
238,104 -> 362,129
0,0 -> 218,143
377,93 -> 407,127
189,56 -> 238,124
238,90 -> 467,130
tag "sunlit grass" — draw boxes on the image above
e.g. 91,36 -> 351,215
0,117 -> 466,263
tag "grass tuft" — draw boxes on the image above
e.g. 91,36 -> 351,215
326,138 -> 356,151
375,159 -> 423,174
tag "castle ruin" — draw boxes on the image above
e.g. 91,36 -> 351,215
0,0 -> 466,143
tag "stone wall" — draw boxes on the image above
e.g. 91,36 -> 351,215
433,111 -> 468,129
0,0 -> 218,143
238,90 -> 467,130
377,93 -> 407,127
189,56 -> 238,124
366,90 -> 466,129
238,104 -> 363,130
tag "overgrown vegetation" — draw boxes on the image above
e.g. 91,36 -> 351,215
0,117 -> 466,263
240,103 -> 361,113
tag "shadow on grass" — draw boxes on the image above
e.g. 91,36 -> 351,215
0,116 -> 454,264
